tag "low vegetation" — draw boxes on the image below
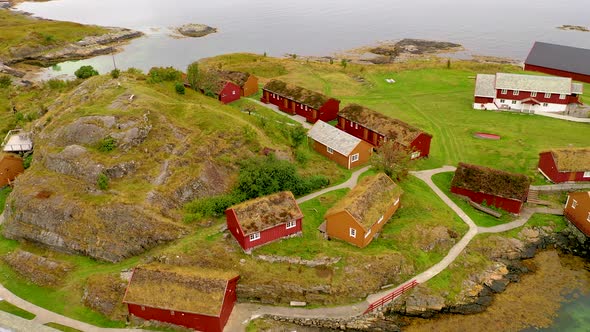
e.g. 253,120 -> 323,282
44,323 -> 83,332
0,300 -> 36,320
0,187 -> 11,214
74,65 -> 99,79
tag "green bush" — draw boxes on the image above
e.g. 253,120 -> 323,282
175,82 -> 185,95
126,67 -> 143,75
0,75 -> 11,88
97,136 -> 117,152
46,78 -> 67,90
147,66 -> 182,83
289,125 -> 307,148
184,193 -> 244,221
110,69 -> 120,79
23,154 -> 33,169
74,65 -> 98,79
97,173 -> 109,190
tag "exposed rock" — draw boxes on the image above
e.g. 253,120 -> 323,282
256,254 -> 341,267
83,273 -> 128,320
176,24 -> 217,38
557,25 -> 589,32
238,282 -> 332,305
54,116 -> 115,146
44,145 -> 104,183
104,161 -> 137,179
0,62 -> 25,77
267,314 -> 401,332
416,226 -> 455,252
3,250 -> 73,287
402,287 -> 446,318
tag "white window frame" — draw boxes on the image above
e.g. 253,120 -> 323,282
572,199 -> 578,209
170,310 -> 175,316
304,105 -> 308,111
584,171 -> 590,178
544,93 -> 551,98
531,91 -> 537,97
559,94 -> 566,100
501,89 -> 507,94
377,215 -> 384,224
511,100 -> 517,104
351,153 -> 360,162
411,151 -> 421,159
286,220 -> 296,229
355,123 -> 358,129
513,90 -> 519,96
249,232 -> 261,241
349,228 -> 356,238
365,229 -> 372,238
543,103 -> 549,107
327,146 -> 334,154
500,99 -> 506,103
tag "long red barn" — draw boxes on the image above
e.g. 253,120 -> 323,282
524,42 -> 590,84
261,80 -> 340,123
538,148 -> 590,183
336,104 -> 432,159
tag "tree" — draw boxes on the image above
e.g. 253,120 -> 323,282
186,61 -> 200,90
198,70 -> 221,96
175,82 -> 185,95
74,65 -> 99,79
370,140 -> 412,181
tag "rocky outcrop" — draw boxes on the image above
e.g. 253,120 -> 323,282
238,282 -> 332,305
83,273 -> 128,320
176,24 -> 217,38
3,250 -> 73,287
268,313 -> 401,332
256,254 -> 341,267
44,145 -> 104,183
0,62 -> 25,77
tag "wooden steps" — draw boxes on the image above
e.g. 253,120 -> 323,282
527,189 -> 552,206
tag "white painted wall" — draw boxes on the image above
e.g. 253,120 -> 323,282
473,99 -> 567,113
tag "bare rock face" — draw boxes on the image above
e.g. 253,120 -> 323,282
54,116 -> 115,146
44,145 -> 104,183
176,24 -> 217,37
401,286 -> 446,318
83,274 -> 128,320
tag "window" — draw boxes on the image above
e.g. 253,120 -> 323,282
543,103 -> 549,107
511,100 -> 517,104
286,220 -> 296,229
559,94 -> 566,100
327,146 -> 334,154
355,123 -> 358,129
513,90 -> 519,95
232,91 -> 236,95
545,93 -> 551,98
411,151 -> 421,159
377,215 -> 384,224
351,153 -> 360,162
249,232 -> 261,241
572,199 -> 578,209
304,105 -> 308,111
500,99 -> 506,103
141,306 -> 145,311
584,171 -> 590,178
365,229 -> 372,238
170,310 -> 175,316
531,91 -> 537,97
349,228 -> 356,238
501,89 -> 507,94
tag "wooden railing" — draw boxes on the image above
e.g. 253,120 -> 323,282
363,279 -> 418,314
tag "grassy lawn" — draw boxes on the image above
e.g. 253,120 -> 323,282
0,300 -> 36,320
0,187 -> 11,214
431,171 -> 516,227
44,322 -> 82,332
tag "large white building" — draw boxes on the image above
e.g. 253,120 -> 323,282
473,73 -> 583,113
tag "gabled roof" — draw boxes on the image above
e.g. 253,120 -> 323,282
229,191 -> 303,235
122,264 -> 239,316
326,173 -> 402,230
451,163 -> 531,201
263,80 -> 335,109
474,74 -> 496,98
308,120 -> 362,156
211,79 -> 236,95
495,73 -> 574,95
216,70 -> 252,88
543,148 -> 590,172
339,104 -> 431,147
525,41 -> 590,76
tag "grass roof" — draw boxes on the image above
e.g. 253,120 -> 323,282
216,70 -> 251,87
339,104 -> 430,146
123,264 -> 238,316
451,163 -> 531,201
326,173 -> 402,230
230,191 -> 303,235
545,148 -> 590,172
263,80 -> 335,109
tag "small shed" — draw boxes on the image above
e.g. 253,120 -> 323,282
538,148 -> 590,183
261,80 -> 340,123
226,191 -> 303,251
122,264 -> 239,332
564,192 -> 590,237
524,42 -> 590,84
217,70 -> 259,97
2,129 -> 33,153
0,154 -> 24,187
324,173 -> 402,248
450,163 -> 531,214
307,120 -> 373,169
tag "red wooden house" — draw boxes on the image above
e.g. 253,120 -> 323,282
216,70 -> 259,97
451,163 -> 531,214
261,80 -> 340,123
226,191 -> 303,252
538,148 -> 590,183
525,42 -> 590,84
564,191 -> 590,237
122,264 -> 239,332
337,104 -> 432,159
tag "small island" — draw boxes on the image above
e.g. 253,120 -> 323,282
557,25 -> 589,32
176,23 -> 217,37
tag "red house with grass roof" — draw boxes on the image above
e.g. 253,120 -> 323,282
122,264 -> 239,332
226,191 -> 303,252
216,70 -> 259,97
450,163 -> 531,214
261,80 -> 340,123
337,104 -> 432,159
538,148 -> 590,183
324,173 -> 402,248
564,191 -> 590,237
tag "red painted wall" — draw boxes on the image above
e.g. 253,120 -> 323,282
495,89 -> 579,104
128,304 -> 223,332
538,152 -> 590,183
226,209 -> 247,250
410,133 -> 432,158
317,99 -> 340,123
474,96 -> 494,104
219,277 -> 239,329
260,90 -> 339,123
451,186 -> 524,214
524,64 -> 590,84
219,82 -> 241,104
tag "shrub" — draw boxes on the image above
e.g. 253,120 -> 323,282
97,136 -> 117,152
341,59 -> 348,69
175,82 -> 185,95
147,66 -> 182,83
74,65 -> 99,79
184,193 -> 244,222
0,75 -> 11,88
294,148 -> 310,165
289,125 -> 307,148
23,154 -> 33,169
110,69 -> 120,79
46,78 -> 67,90
126,67 -> 143,75
97,173 -> 109,190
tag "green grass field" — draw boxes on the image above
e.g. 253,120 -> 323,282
44,322 -> 82,332
0,300 -> 36,320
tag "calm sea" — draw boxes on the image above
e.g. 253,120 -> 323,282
15,0 -> 590,78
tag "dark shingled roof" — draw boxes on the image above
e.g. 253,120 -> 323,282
216,70 -> 251,88
339,104 -> 431,147
263,80 -> 335,109
451,163 -> 531,201
525,42 -> 590,76
230,191 -> 303,235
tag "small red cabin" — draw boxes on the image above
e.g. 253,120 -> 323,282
538,148 -> 590,183
337,104 -> 432,159
226,191 -> 303,252
450,163 -> 531,214
261,80 -> 340,123
122,264 -> 239,332
216,70 -> 259,97
564,192 -> 590,237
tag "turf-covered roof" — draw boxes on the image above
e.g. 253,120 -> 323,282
263,80 -> 335,109
307,120 -> 362,156
216,70 -> 251,88
122,264 -> 238,316
339,104 -> 431,147
451,163 -> 531,201
230,191 -> 303,235
545,148 -> 590,172
326,173 -> 402,230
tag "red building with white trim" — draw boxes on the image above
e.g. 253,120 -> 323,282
226,191 -> 303,252
451,163 -> 531,214
564,191 -> 590,237
122,264 -> 239,332
525,42 -> 590,84
261,80 -> 340,123
473,73 -> 583,113
538,148 -> 590,183
336,104 -> 432,159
